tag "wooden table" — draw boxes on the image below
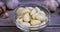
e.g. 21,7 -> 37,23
0,0 -> 60,32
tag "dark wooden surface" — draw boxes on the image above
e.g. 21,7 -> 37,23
0,1 -> 60,32
0,27 -> 60,32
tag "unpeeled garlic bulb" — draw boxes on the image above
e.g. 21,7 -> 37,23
6,0 -> 19,9
32,13 -> 39,19
44,0 -> 58,12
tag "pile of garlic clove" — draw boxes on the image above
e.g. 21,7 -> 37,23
16,7 -> 48,27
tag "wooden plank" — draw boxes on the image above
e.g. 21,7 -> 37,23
44,27 -> 60,32
0,11 -> 16,26
0,27 -> 60,32
0,27 -> 22,32
49,8 -> 60,25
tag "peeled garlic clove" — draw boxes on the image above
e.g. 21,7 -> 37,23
16,18 -> 23,24
31,20 -> 41,26
28,7 -> 33,10
23,13 -> 30,22
44,17 -> 48,22
30,8 -> 36,15
35,7 -> 41,12
40,22 -> 46,26
35,14 -> 46,21
40,11 -> 46,16
32,13 -> 39,19
21,22 -> 30,27
17,7 -> 25,16
35,7 -> 46,15
24,7 -> 31,13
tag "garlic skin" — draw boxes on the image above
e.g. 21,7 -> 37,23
6,0 -> 19,9
23,13 -> 30,22
31,20 -> 41,26
44,0 -> 58,12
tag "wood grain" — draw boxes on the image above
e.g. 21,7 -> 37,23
0,27 -> 60,32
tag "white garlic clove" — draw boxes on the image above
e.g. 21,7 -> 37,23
36,15 -> 45,21
30,8 -> 36,15
24,7 -> 31,13
23,13 -> 30,22
21,22 -> 30,27
35,7 -> 46,15
31,20 -> 41,26
17,7 -> 25,16
28,7 -> 33,10
35,7 -> 41,12
16,18 -> 23,24
32,13 -> 39,19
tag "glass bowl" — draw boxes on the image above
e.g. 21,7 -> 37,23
15,3 -> 50,32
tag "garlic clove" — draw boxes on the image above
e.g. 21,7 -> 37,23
23,13 -> 30,22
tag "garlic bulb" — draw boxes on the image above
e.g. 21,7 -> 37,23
44,0 -> 58,12
23,13 -> 30,22
6,0 -> 19,9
